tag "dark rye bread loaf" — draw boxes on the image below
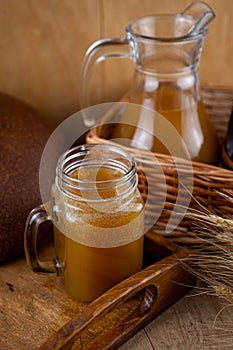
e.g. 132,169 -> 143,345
0,92 -> 52,262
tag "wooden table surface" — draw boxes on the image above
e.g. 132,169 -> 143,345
120,290 -> 233,350
1,255 -> 232,350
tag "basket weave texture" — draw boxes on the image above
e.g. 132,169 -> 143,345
86,84 -> 233,243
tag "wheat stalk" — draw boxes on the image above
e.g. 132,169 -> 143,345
174,193 -> 233,346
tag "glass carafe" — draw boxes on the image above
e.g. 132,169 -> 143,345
80,1 -> 220,165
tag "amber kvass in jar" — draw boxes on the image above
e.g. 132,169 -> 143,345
52,144 -> 144,302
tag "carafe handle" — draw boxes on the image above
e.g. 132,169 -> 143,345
80,36 -> 129,127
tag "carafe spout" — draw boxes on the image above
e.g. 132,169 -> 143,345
182,1 -> 216,35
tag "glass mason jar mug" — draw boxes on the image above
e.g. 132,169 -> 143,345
80,1 -> 220,165
24,144 -> 145,303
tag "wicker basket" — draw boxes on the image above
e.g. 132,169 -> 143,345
86,84 -> 233,244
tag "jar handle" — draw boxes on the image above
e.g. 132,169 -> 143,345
80,36 -> 129,127
24,204 -> 56,273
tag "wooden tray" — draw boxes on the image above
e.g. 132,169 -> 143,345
43,231 -> 194,349
39,231 -> 195,350
0,230 -> 195,350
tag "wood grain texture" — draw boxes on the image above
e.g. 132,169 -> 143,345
120,290 -> 233,350
0,232 -> 195,350
0,0 -> 101,125
0,259 -> 85,350
38,233 -> 195,349
1,258 -> 233,349
0,0 -> 232,126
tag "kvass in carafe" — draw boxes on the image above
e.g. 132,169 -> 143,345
81,1 -> 220,164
